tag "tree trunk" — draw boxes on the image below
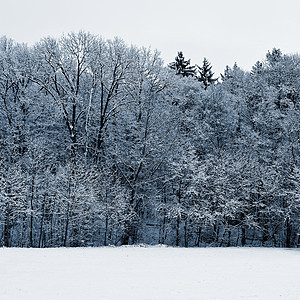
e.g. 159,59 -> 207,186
63,202 -> 70,247
184,218 -> 189,247
29,174 -> 35,248
159,187 -> 167,244
38,202 -> 45,248
285,217 -> 292,248
196,226 -> 202,247
175,184 -> 181,247
241,227 -> 246,246
4,202 -> 10,247
227,230 -> 231,247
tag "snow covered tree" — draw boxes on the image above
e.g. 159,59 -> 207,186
196,58 -> 218,89
168,51 -> 196,77
1,32 -> 300,248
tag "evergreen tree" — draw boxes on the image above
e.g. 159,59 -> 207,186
0,32 -> 300,248
168,51 -> 196,77
266,48 -> 282,66
196,58 -> 218,89
251,61 -> 264,76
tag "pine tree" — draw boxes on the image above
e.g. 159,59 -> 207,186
251,61 -> 264,76
266,48 -> 282,66
168,51 -> 196,77
196,58 -> 218,89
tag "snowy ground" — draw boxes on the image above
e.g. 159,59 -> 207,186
0,247 -> 299,300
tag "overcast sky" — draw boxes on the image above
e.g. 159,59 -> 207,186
1,0 -> 300,75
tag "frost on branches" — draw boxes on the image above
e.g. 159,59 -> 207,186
0,34 -> 299,248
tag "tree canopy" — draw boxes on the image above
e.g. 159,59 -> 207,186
0,34 -> 299,248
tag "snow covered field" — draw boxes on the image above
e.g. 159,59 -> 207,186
0,247 -> 299,300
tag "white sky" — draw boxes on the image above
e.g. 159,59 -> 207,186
1,0 -> 300,75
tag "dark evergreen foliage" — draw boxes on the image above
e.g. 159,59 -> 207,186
196,57 -> 218,89
168,51 -> 196,77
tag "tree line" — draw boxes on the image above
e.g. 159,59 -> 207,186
0,32 -> 299,247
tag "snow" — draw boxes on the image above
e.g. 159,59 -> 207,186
0,247 -> 299,300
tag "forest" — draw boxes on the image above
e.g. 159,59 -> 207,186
0,32 -> 299,248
